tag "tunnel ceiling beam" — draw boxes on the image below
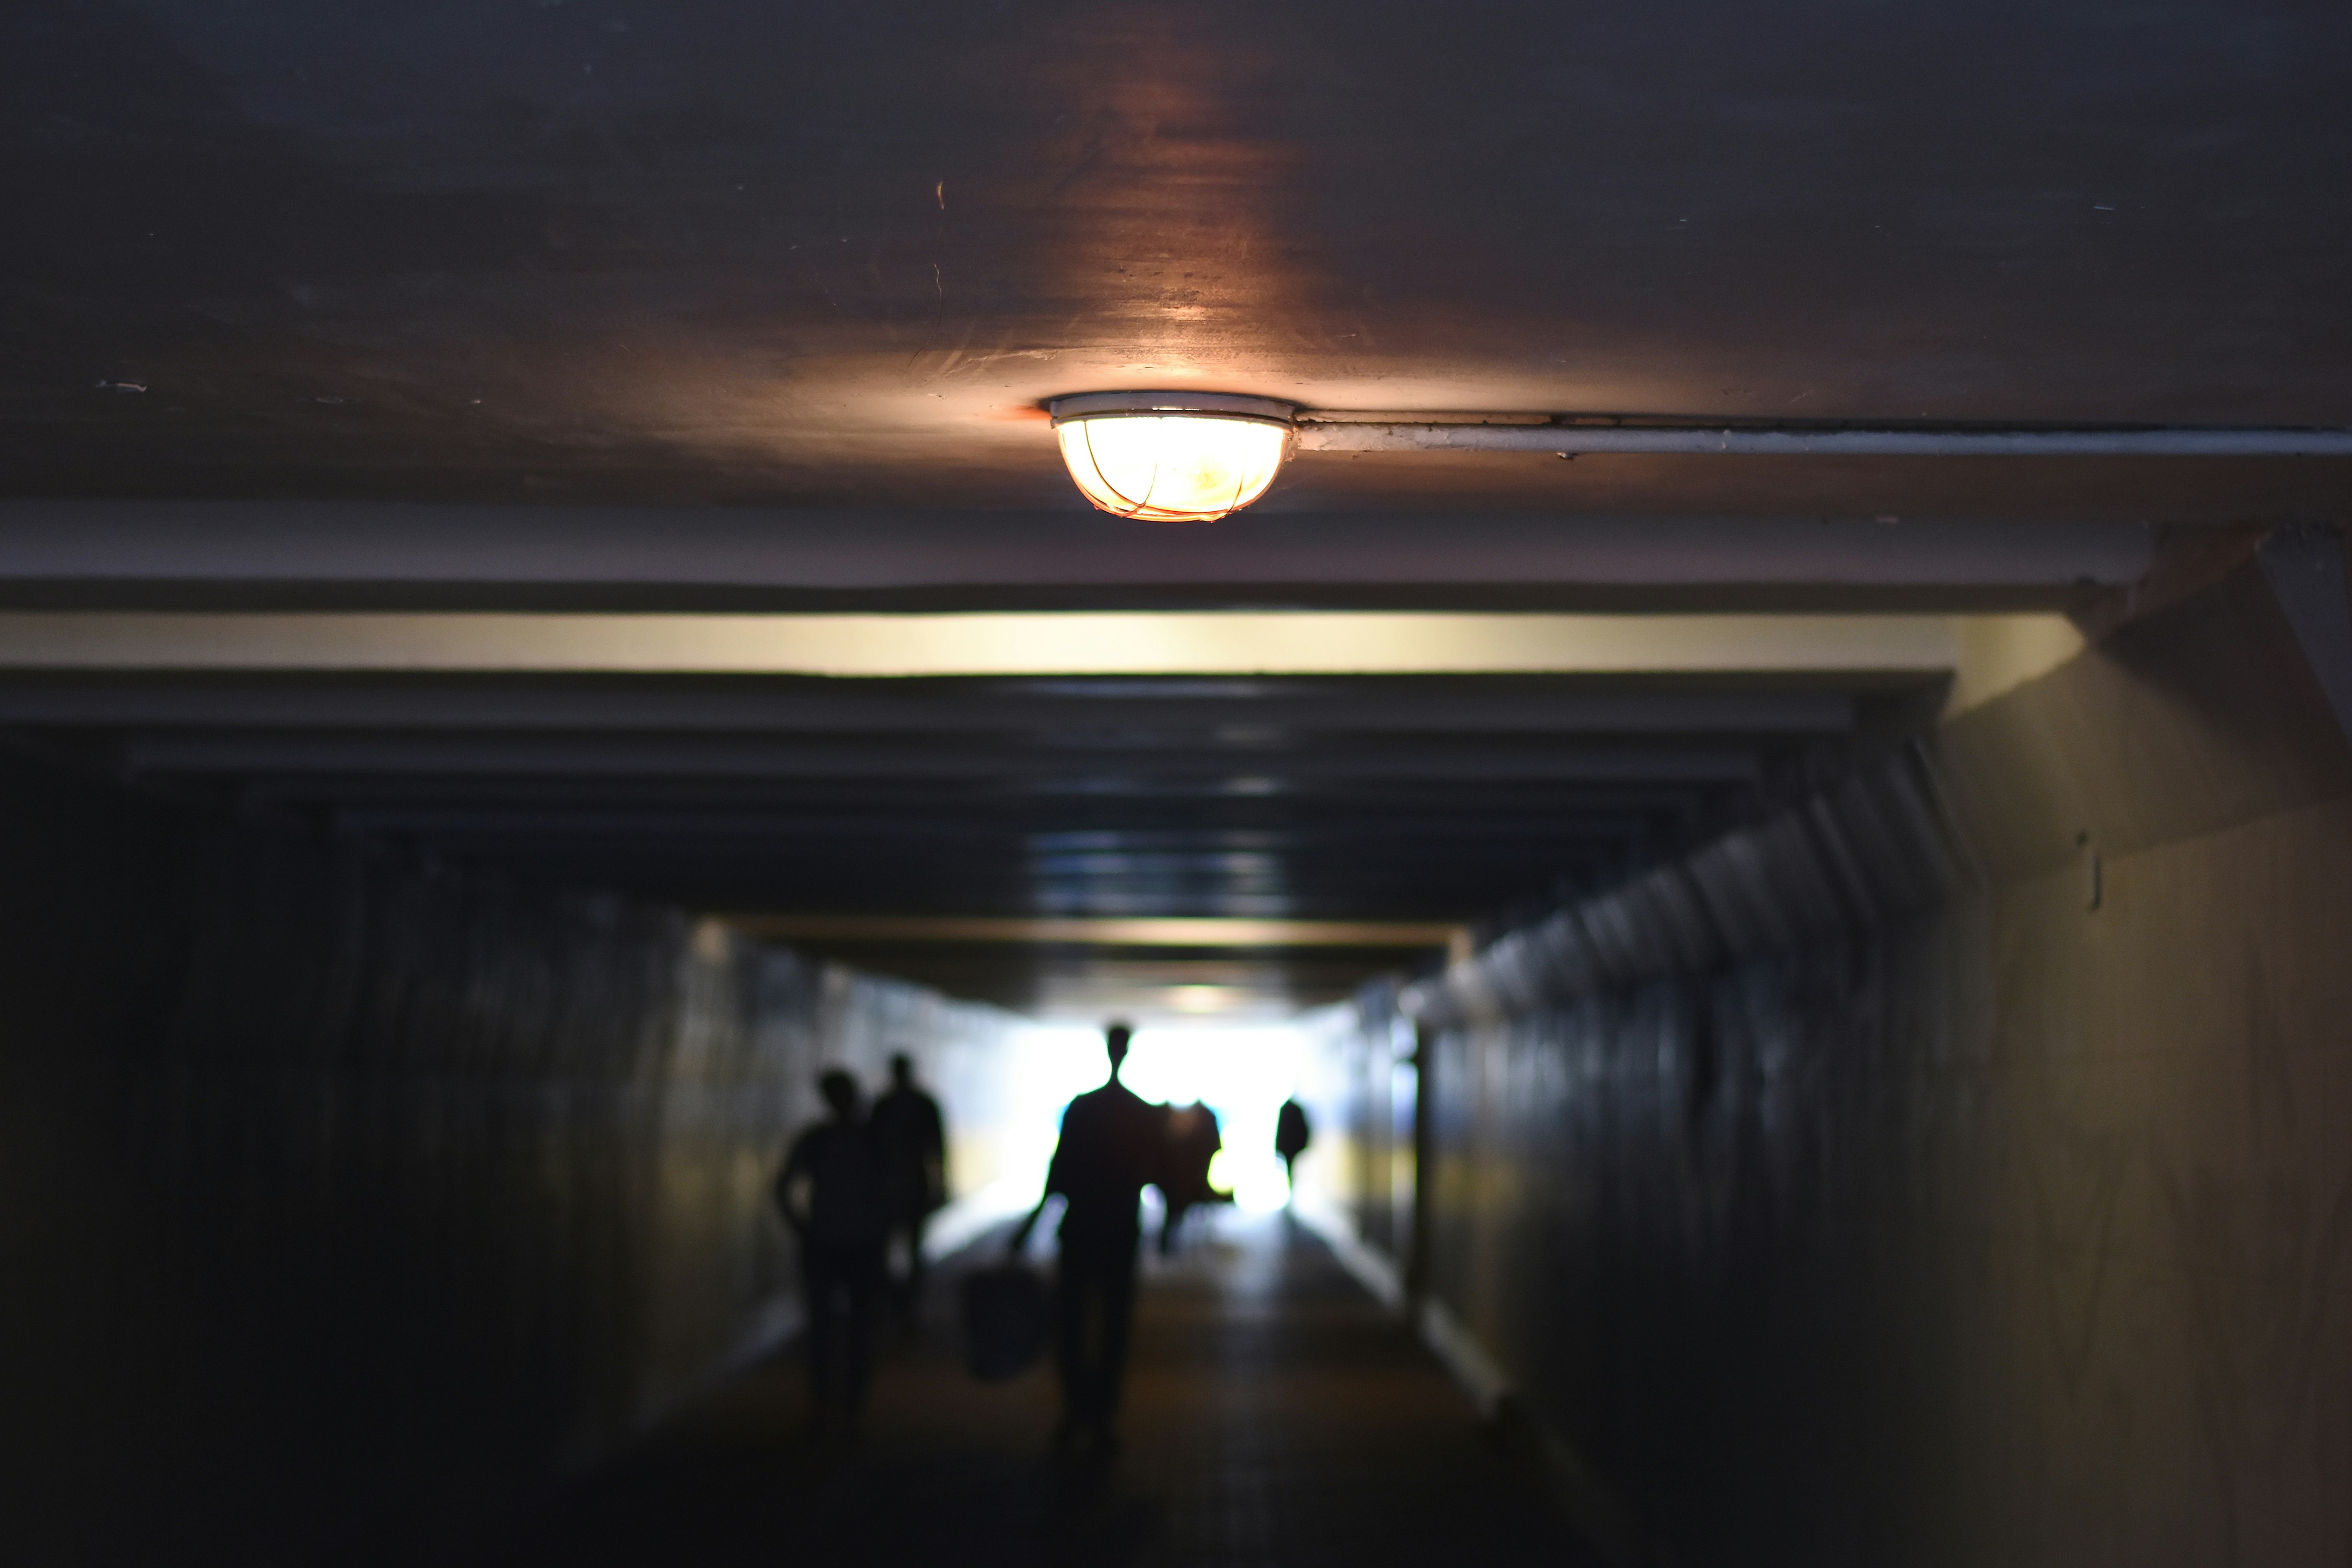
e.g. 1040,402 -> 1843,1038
239,774 -> 1713,812
120,732 -> 1771,786
0,610 -> 1973,677
0,504 -> 2157,613
0,679 -> 1861,735
725,915 -> 1462,949
318,808 -> 1656,841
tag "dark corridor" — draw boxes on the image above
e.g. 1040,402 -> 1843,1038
490,1215 -> 1594,1568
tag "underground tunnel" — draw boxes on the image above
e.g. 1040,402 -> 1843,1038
2,0 -> 2350,1563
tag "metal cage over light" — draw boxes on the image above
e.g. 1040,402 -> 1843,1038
1048,392 -> 1297,522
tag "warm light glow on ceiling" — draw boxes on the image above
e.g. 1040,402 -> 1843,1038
1049,393 -> 1294,522
0,609 -> 1989,676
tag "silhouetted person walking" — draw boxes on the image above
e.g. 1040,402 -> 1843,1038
1011,1021 -> 1166,1455
1275,1097 -> 1312,1199
775,1069 -> 889,1433
870,1051 -> 947,1316
1159,1100 -> 1224,1255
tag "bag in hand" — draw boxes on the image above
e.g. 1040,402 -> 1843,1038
959,1261 -> 1052,1382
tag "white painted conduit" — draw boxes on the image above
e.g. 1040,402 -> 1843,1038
1293,419 -> 2352,457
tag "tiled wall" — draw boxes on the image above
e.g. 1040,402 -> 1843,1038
1315,559 -> 2352,1566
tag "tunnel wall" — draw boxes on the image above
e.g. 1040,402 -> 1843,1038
1297,985 -> 1417,1294
0,749 -> 1020,1563
1313,556 -> 2352,1567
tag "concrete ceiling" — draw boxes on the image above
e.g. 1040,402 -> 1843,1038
8,0 -> 2351,507
4,0 -> 2347,1013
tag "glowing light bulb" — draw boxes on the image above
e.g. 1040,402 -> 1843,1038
1048,393 -> 1296,522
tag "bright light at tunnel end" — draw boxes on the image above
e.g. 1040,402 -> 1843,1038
1048,391 -> 1296,522
981,1019 -> 1311,1218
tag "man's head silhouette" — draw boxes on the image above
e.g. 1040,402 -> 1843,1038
888,1052 -> 914,1088
1104,1020 -> 1133,1077
819,1068 -> 859,1118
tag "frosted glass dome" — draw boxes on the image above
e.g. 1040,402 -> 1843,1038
1049,394 -> 1296,522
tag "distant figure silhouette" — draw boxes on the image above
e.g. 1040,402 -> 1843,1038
870,1052 -> 947,1316
1159,1100 -> 1226,1255
1010,1020 -> 1167,1455
775,1069 -> 889,1431
1275,1098 -> 1312,1199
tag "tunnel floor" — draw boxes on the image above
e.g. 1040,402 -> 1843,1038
487,1212 -> 1599,1567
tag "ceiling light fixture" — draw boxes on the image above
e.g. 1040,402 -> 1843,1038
1049,392 -> 1295,522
